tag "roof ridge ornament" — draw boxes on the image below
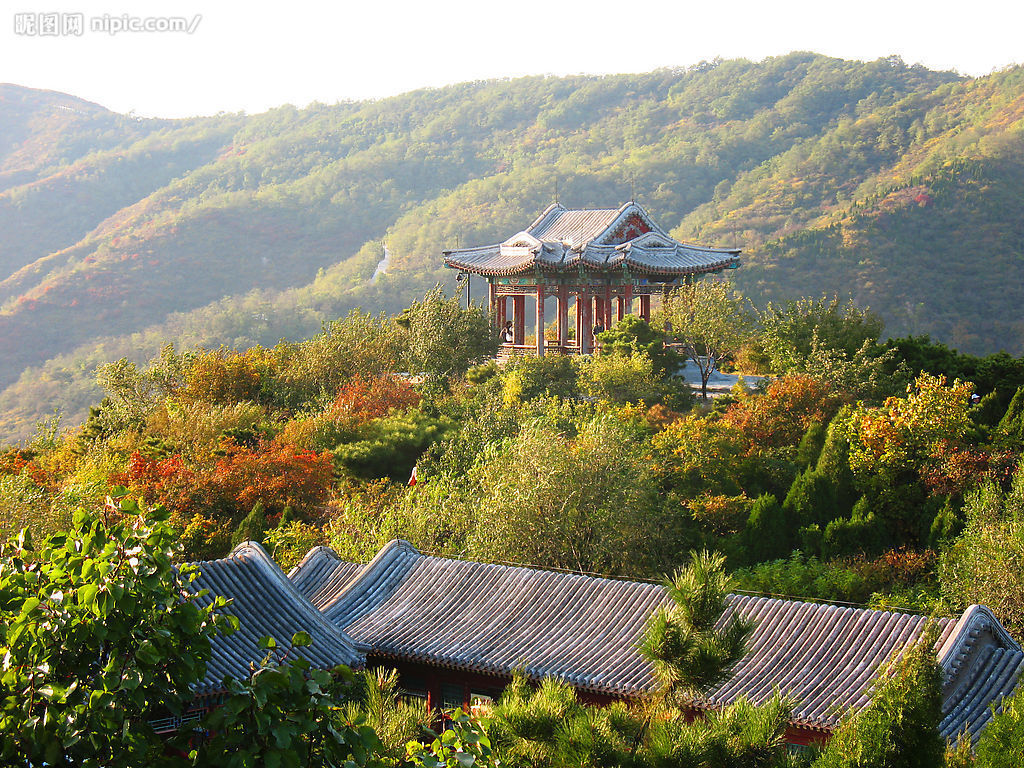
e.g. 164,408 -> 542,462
443,202 -> 740,278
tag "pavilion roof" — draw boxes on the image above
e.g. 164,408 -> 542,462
442,202 -> 740,278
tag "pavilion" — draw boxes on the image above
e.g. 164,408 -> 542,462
442,201 -> 740,355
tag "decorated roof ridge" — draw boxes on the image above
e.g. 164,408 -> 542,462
936,603 -> 1024,742
939,604 -> 1022,665
315,538 -> 422,634
441,201 -> 740,277
212,541 -> 362,647
185,541 -> 364,695
288,544 -> 343,579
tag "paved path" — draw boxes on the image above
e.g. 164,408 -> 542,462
676,361 -> 767,395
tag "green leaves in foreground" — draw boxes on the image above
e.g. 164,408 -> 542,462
0,495 -> 229,767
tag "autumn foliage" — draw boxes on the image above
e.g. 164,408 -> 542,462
329,374 -> 421,423
111,441 -> 334,524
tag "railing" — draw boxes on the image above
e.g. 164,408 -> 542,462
497,343 -> 587,356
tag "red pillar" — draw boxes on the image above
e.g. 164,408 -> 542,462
536,285 -> 546,357
488,281 -> 497,326
604,284 -> 613,328
624,283 -> 633,317
498,295 -> 507,329
557,285 -> 568,351
513,295 -> 526,345
580,293 -> 592,354
639,294 -> 651,321
615,295 -> 624,322
594,296 -> 605,328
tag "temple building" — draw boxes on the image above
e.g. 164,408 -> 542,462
180,540 -> 1024,747
442,202 -> 740,355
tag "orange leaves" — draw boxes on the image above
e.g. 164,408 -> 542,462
721,375 -> 841,453
112,442 -> 334,522
329,374 -> 420,424
210,441 -> 334,517
848,373 -> 978,489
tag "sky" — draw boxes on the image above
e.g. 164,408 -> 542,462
2,0 -> 1023,118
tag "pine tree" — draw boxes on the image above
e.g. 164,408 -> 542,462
231,501 -> 266,548
743,494 -> 790,564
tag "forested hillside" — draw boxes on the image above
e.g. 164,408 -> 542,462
2,54 -> 1024,442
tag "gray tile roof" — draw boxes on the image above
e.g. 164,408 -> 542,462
189,540 -> 1024,743
442,202 -> 740,278
289,541 -> 1024,741
185,542 -> 363,694
527,204 -> 623,247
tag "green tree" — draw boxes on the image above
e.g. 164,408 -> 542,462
194,633 -> 389,768
743,493 -> 789,564
0,496 -> 231,767
396,287 -> 498,386
975,685 -> 1024,768
500,354 -> 579,403
577,351 -> 687,408
657,280 -> 753,399
996,384 -> 1024,447
639,549 -> 754,700
940,461 -> 1024,636
231,500 -> 267,547
760,295 -> 883,374
595,314 -> 680,376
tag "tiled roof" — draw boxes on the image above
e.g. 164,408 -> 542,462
289,541 -> 1024,741
185,542 -> 363,694
527,204 -> 623,247
289,546 -> 364,609
442,202 -> 740,277
191,540 -> 1023,743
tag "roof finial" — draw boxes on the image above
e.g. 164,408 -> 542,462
554,179 -> 559,205
629,173 -> 636,204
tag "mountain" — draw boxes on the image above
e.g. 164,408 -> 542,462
1,53 -> 1023,443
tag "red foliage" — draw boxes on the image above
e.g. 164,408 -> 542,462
721,375 -> 842,453
330,374 -> 420,423
921,443 -> 1019,497
112,442 -> 334,522
210,442 -> 335,517
0,450 -> 32,476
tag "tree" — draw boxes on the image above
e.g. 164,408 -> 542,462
194,633 -> 390,768
396,287 -> 498,386
639,550 -> 754,700
940,461 -> 1024,636
231,500 -> 267,547
657,280 -> 753,399
0,496 -> 231,767
578,352 -> 686,408
595,315 -> 680,376
743,494 -> 789,564
760,295 -> 883,374
975,684 -> 1024,768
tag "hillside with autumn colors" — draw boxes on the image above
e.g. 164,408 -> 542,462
2,54 -> 1024,441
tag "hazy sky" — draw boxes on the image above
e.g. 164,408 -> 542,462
3,0 -> 1022,118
